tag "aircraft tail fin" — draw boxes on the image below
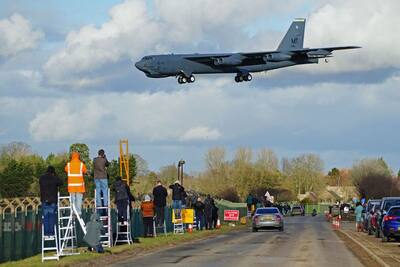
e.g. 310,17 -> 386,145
277,18 -> 305,51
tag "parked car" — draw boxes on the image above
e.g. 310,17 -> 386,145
381,205 -> 400,242
375,197 -> 400,238
364,199 -> 381,232
367,204 -> 381,235
252,207 -> 284,232
291,205 -> 304,216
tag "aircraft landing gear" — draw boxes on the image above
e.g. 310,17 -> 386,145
177,74 -> 195,84
235,73 -> 252,83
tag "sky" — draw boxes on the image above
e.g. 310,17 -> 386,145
0,0 -> 399,173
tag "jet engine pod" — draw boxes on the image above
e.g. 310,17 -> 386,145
214,54 -> 244,66
263,53 -> 292,62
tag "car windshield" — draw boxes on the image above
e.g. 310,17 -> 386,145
389,208 -> 400,216
256,208 -> 279,214
384,199 -> 400,211
368,201 -> 381,211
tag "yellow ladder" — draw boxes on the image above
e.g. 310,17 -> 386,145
119,139 -> 130,185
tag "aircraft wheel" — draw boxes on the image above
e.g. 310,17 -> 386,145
238,75 -> 244,82
245,73 -> 252,81
178,77 -> 183,84
181,76 -> 187,83
235,76 -> 240,83
188,75 -> 195,83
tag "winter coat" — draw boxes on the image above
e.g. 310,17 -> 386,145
141,201 -> 154,218
39,173 -> 63,204
113,180 -> 129,201
246,195 -> 253,205
169,183 -> 185,201
93,156 -> 109,179
153,185 -> 168,207
204,197 -> 213,215
194,201 -> 205,215
84,213 -> 103,248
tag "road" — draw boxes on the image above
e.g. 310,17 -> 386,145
111,216 -> 363,267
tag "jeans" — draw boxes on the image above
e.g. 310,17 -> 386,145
70,192 -> 83,215
195,211 -> 204,230
172,200 -> 182,218
42,202 -> 57,236
95,179 -> 108,207
155,206 -> 165,226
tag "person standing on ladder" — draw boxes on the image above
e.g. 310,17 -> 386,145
93,149 -> 109,212
169,180 -> 185,218
39,166 -> 63,238
65,151 -> 87,216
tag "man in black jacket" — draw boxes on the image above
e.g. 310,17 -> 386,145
39,166 -> 62,237
193,197 -> 205,230
153,180 -> 168,227
204,195 -> 213,230
113,176 -> 134,224
169,181 -> 185,218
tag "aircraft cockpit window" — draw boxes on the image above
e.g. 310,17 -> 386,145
143,56 -> 153,61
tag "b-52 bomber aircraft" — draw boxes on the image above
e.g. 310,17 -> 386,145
135,18 -> 360,84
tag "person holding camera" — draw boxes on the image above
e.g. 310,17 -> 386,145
93,149 -> 109,209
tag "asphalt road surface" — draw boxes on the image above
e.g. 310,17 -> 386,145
111,216 -> 363,267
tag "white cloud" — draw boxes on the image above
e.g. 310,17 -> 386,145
180,126 -> 221,141
304,0 -> 400,72
29,72 -> 400,147
0,13 -> 44,58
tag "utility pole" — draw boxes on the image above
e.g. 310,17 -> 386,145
178,159 -> 185,186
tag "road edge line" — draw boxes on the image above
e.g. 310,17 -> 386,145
337,229 -> 390,267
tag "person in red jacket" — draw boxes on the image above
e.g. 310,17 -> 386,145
140,195 -> 154,237
65,151 -> 87,216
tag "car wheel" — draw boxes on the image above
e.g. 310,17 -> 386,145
252,227 -> 258,232
279,227 -> 284,232
381,234 -> 389,242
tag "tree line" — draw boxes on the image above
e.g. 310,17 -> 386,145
0,141 -> 399,201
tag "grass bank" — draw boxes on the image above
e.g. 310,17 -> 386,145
1,224 -> 247,267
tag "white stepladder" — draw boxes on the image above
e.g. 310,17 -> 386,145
172,209 -> 184,234
41,223 -> 59,262
114,205 -> 133,245
95,188 -> 112,248
57,193 -> 86,256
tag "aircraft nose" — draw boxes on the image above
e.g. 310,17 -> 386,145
135,60 -> 144,71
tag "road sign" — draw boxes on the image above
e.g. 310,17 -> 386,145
224,210 -> 239,221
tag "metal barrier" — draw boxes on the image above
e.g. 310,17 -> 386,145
0,203 -> 176,263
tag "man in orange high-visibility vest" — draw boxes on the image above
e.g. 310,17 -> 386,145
65,151 -> 87,216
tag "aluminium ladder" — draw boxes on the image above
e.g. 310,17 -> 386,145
41,223 -> 59,262
95,188 -> 112,247
57,193 -> 86,256
173,209 -> 184,234
114,205 -> 133,245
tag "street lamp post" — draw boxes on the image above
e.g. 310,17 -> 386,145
178,159 -> 185,186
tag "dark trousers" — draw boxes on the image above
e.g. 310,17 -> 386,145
143,217 -> 153,237
116,199 -> 128,222
42,202 -> 57,236
195,211 -> 204,230
155,206 -> 165,226
205,213 -> 212,230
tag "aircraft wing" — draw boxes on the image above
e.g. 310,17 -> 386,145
185,46 -> 360,67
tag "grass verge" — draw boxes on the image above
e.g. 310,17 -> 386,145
1,224 -> 247,267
